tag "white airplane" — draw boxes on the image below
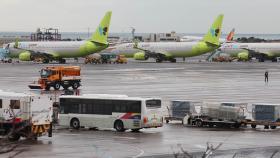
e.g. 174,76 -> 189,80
3,11 -> 112,63
105,14 -> 224,63
218,42 -> 280,62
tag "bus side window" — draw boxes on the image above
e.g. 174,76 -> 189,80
128,101 -> 141,113
0,99 -> 2,108
10,100 -> 20,109
103,100 -> 112,115
71,104 -> 79,113
113,102 -> 121,112
120,101 -> 127,112
81,104 -> 87,114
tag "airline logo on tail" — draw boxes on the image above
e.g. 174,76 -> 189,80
91,11 -> 112,45
210,28 -> 220,37
226,28 -> 235,42
99,26 -> 108,36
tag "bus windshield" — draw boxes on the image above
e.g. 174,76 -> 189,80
146,99 -> 161,108
41,69 -> 52,78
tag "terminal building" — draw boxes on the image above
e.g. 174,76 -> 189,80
144,31 -> 180,42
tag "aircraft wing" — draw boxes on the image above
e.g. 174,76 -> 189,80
133,43 -> 170,59
241,48 -> 268,59
16,46 -> 58,60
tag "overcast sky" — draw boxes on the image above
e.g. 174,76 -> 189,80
0,0 -> 280,34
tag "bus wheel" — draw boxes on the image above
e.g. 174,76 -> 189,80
70,118 -> 80,129
8,133 -> 21,141
114,120 -> 125,132
131,129 -> 140,132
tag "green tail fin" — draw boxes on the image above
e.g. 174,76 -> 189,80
91,11 -> 112,45
202,14 -> 224,46
14,38 -> 19,48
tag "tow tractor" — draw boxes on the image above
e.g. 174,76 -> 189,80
28,66 -> 81,90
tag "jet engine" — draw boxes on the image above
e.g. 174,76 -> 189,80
19,51 -> 32,61
237,52 -> 249,61
133,52 -> 149,60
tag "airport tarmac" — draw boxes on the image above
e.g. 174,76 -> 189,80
1,61 -> 280,157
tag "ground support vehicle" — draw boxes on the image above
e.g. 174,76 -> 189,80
28,66 -> 81,90
184,102 -> 246,128
113,55 -> 127,64
0,91 -> 53,141
165,100 -> 197,124
85,54 -> 116,64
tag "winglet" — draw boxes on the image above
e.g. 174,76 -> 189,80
202,14 -> 224,46
91,11 -> 112,45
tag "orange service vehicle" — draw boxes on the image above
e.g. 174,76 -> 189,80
29,66 -> 81,90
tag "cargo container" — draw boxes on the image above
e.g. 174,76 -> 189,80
165,100 -> 198,124
246,103 -> 280,129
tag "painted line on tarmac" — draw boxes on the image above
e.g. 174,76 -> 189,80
132,146 -> 145,158
113,136 -> 136,140
103,68 -> 185,72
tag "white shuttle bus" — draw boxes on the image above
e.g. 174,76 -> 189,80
58,94 -> 163,132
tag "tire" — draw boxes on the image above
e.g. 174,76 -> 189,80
131,129 -> 140,132
251,124 -> 257,128
166,120 -> 169,123
270,126 -> 277,129
72,82 -> 79,89
196,120 -> 203,127
264,125 -> 269,129
114,120 -> 125,132
70,118 -> 80,129
8,133 -> 21,141
54,83 -> 60,90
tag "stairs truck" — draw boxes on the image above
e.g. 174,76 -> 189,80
0,90 -> 53,141
29,66 -> 81,90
